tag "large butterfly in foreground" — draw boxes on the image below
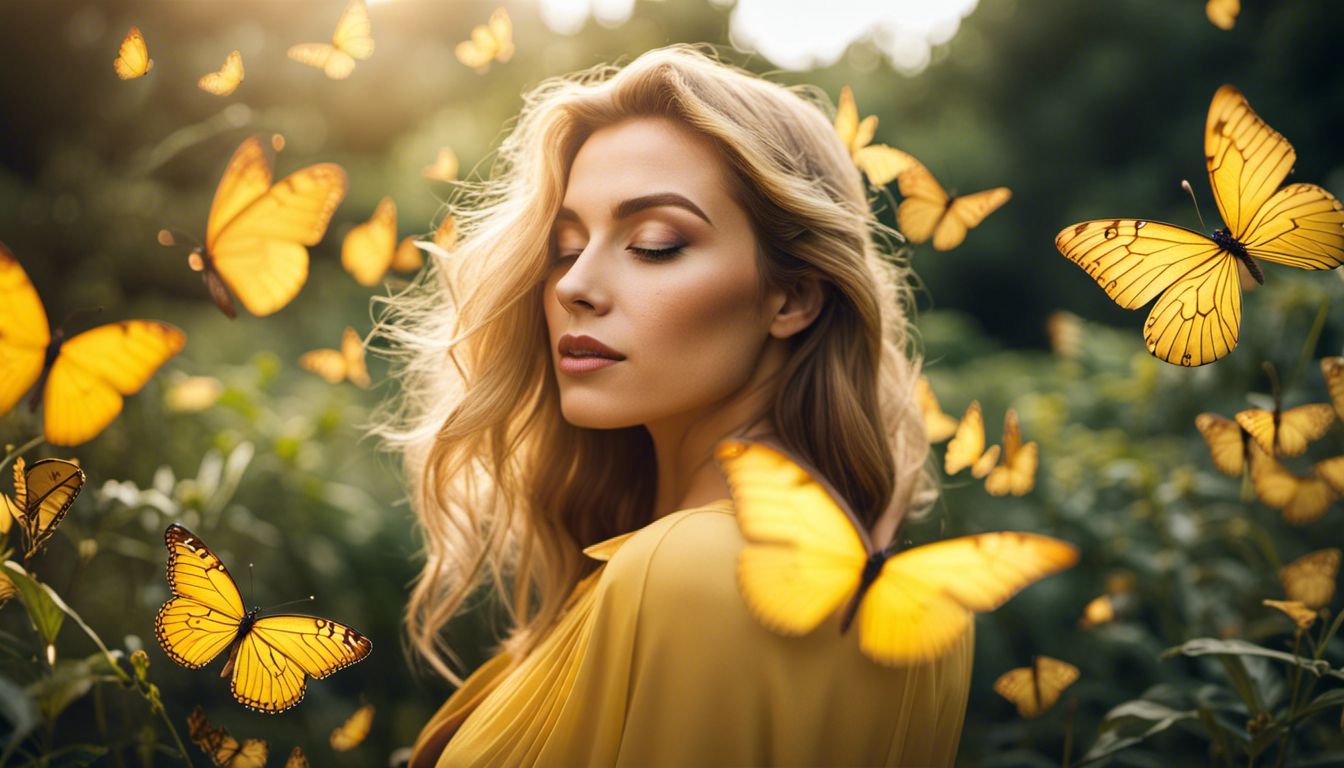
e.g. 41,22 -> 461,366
174,136 -> 347,318
288,0 -> 374,80
1056,85 -> 1344,366
0,243 -> 185,445
155,524 -> 372,713
713,438 -> 1078,666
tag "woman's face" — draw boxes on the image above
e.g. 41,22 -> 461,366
543,116 -> 781,430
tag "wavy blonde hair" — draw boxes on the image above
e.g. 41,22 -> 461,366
375,43 -> 932,685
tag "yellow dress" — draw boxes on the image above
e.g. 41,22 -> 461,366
410,498 -> 973,767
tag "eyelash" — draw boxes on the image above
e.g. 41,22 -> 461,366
555,244 -> 685,263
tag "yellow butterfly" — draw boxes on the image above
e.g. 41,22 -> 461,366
1056,85 -> 1344,366
186,706 -> 268,767
833,86 -> 918,187
455,8 -> 513,73
155,524 -> 373,713
287,0 -> 374,80
342,197 -> 398,286
984,408 -> 1038,496
713,438 -> 1078,666
330,702 -> 374,751
916,375 -> 959,444
1247,442 -> 1338,524
421,147 -> 459,182
1262,599 -> 1316,635
392,214 -> 457,275
0,243 -> 186,446
1078,594 -> 1116,629
199,50 -> 244,96
1235,402 -> 1334,458
2,457 -> 84,559
993,656 -> 1079,718
897,158 -> 1011,251
113,26 -> 153,79
299,326 -> 370,389
1321,357 -> 1344,420
182,136 -> 347,318
1195,412 -> 1249,476
944,400 -> 988,475
285,746 -> 309,768
1207,0 -> 1240,30
1046,310 -> 1084,360
1280,548 -> 1339,609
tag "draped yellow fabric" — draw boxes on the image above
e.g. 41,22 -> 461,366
410,498 -> 973,767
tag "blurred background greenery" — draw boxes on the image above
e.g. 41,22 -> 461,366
0,0 -> 1342,765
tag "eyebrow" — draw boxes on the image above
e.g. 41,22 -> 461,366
556,192 -> 714,228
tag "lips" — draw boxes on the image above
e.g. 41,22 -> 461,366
558,334 -> 625,360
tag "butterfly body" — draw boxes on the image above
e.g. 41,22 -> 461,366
24,329 -> 65,413
1209,227 -> 1263,283
838,549 -> 890,635
188,247 -> 237,319
218,607 -> 260,679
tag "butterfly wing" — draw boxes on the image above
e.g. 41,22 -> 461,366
198,50 -> 244,96
298,348 -> 345,384
860,533 -> 1079,665
1056,219 -> 1238,366
232,614 -> 373,713
43,320 -> 185,446
971,445 -> 1000,479
896,161 -> 948,245
208,159 -> 347,317
934,187 -> 1012,251
1237,183 -> 1344,270
155,525 -> 245,670
332,0 -> 375,60
1280,548 -> 1339,609
1206,85 -> 1294,241
916,376 -> 959,443
19,458 -> 83,556
206,138 -> 274,249
985,408 -> 1037,496
713,439 -> 869,636
854,146 -> 918,188
1206,0 -> 1239,30
341,196 -> 397,286
285,746 -> 310,768
834,85 -> 862,153
1195,413 -> 1247,476
330,703 -> 374,751
0,243 -> 50,416
944,400 -> 985,474
1274,404 -> 1335,457
1313,455 -> 1344,495
113,27 -> 153,79
1322,357 -> 1344,420
487,8 -> 514,62
340,326 -> 370,389
1282,475 -> 1335,525
287,43 -> 344,77
392,237 -> 425,272
433,215 -> 458,251
421,147 -> 459,182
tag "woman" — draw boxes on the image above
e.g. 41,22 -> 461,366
382,43 -> 972,766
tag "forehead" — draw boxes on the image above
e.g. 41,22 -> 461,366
563,116 -> 733,207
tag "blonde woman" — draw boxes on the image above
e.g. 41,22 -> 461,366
384,43 -> 972,767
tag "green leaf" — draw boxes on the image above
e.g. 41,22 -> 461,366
1290,688 -> 1344,724
1078,699 -> 1197,765
41,743 -> 109,767
1163,638 -> 1332,677
27,655 -> 120,722
0,674 -> 38,747
0,561 -> 63,649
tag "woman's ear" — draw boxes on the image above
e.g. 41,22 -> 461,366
768,274 -> 826,340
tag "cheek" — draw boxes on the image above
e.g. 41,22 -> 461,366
635,264 -> 765,370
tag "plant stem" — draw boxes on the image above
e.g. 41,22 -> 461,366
0,435 -> 45,474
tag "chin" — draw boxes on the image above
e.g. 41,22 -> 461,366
558,398 -> 640,430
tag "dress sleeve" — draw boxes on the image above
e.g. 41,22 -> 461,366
610,509 -> 973,768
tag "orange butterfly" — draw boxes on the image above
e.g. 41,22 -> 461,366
113,27 -> 153,79
199,50 -> 244,96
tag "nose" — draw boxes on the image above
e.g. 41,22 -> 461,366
552,243 -> 611,314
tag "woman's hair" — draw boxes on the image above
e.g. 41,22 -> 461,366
374,42 -> 932,684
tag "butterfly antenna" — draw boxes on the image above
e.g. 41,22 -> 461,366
1180,180 -> 1208,231
1263,361 -> 1282,411
157,228 -> 203,251
260,595 -> 316,614
247,562 -> 255,607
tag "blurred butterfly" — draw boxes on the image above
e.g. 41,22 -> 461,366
1236,402 -> 1333,458
155,524 -> 373,712
1321,357 -> 1344,420
713,438 -> 1078,666
897,158 -> 1011,251
164,374 -> 225,414
199,50 -> 244,96
331,702 -> 374,751
993,656 -> 1079,718
1,457 -> 84,559
285,747 -> 309,768
455,8 -> 513,73
342,197 -> 398,286
915,375 -> 958,444
1195,412 -> 1250,476
1206,0 -> 1240,30
984,408 -> 1038,496
1046,310 -> 1084,360
393,214 -> 457,276
944,400 -> 989,475
0,243 -> 186,446
1262,599 -> 1316,635
113,26 -> 153,79
174,136 -> 347,318
287,0 -> 374,80
1247,442 -> 1339,524
1280,548 -> 1339,609
421,147 -> 459,182
299,326 -> 370,389
833,86 -> 918,187
1078,594 -> 1115,629
1056,85 -> 1344,366
187,706 -> 268,767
